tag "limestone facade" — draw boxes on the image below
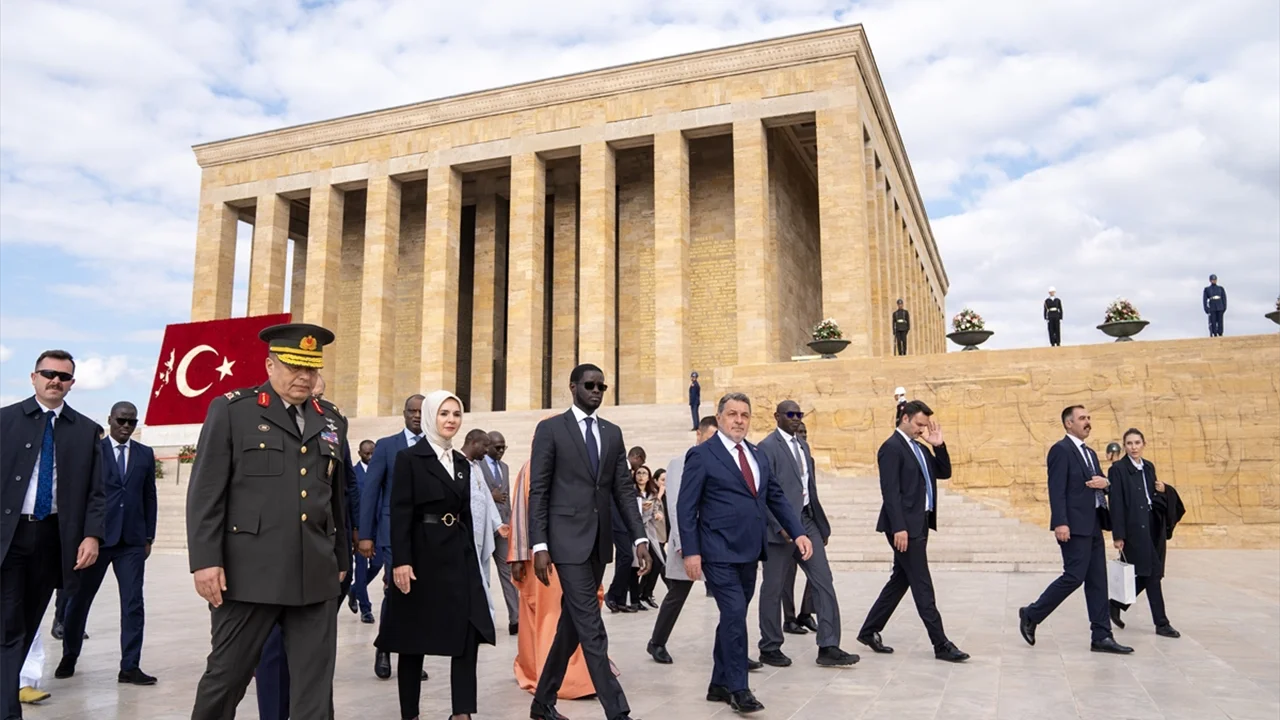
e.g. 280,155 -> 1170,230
189,25 -> 947,414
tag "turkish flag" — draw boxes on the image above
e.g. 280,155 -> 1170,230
145,314 -> 291,426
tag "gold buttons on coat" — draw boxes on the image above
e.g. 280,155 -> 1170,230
301,446 -> 308,454
259,443 -> 266,449
300,468 -> 307,476
232,526 -> 238,532
301,490 -> 308,498
301,513 -> 308,522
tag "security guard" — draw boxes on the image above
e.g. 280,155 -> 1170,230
1044,287 -> 1064,346
187,323 -> 351,720
892,298 -> 910,356
1203,274 -> 1227,337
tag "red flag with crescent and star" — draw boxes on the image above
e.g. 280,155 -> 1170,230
145,314 -> 290,426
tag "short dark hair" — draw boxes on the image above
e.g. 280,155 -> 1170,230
404,394 -> 425,410
1122,427 -> 1145,443
717,392 -> 751,413
628,446 -> 646,460
465,428 -> 489,444
35,349 -> 75,374
698,415 -> 718,431
359,439 -> 375,449
570,363 -> 603,384
1061,405 -> 1085,427
899,400 -> 933,421
109,401 -> 137,416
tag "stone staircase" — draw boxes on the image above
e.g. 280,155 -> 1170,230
149,402 -> 1062,571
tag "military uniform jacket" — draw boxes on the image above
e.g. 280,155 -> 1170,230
1044,297 -> 1063,320
186,382 -> 351,606
892,308 -> 911,334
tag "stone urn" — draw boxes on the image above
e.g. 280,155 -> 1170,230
1266,310 -> 1280,326
807,339 -> 851,359
1097,320 -> 1149,342
946,330 -> 994,351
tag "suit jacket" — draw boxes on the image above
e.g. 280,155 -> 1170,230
892,308 -> 911,333
758,429 -> 830,544
1044,297 -> 1063,321
349,458 -> 368,537
0,397 -> 106,591
100,437 -> 157,548
527,409 -> 645,565
478,456 -> 511,524
1046,436 -> 1109,537
875,431 -> 951,539
1203,284 -> 1227,313
358,431 -> 411,549
677,435 -> 805,565
1107,458 -> 1166,577
663,455 -> 693,581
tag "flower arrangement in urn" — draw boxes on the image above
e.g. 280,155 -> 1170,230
1098,297 -> 1149,341
1103,297 -> 1142,323
812,318 -> 843,341
808,318 -> 850,358
951,308 -> 986,333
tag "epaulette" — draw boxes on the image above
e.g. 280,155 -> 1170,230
222,388 -> 255,403
319,398 -> 346,421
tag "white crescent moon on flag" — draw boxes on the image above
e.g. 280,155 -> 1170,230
176,345 -> 217,398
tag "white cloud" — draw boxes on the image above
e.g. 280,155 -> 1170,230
0,345 -> 11,363
74,355 -> 130,391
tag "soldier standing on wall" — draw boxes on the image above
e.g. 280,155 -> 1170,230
1044,287 -> 1063,347
1203,274 -> 1227,337
892,299 -> 910,356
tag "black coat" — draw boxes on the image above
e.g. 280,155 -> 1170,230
1108,459 -> 1185,578
1044,297 -> 1063,321
0,397 -> 106,592
875,431 -> 950,539
892,308 -> 911,334
377,442 -> 495,656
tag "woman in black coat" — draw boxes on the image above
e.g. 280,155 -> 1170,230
1107,427 -> 1181,638
378,390 -> 496,720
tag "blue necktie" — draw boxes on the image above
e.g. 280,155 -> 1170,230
117,444 -> 128,481
910,440 -> 933,512
583,417 -> 600,478
34,411 -> 55,519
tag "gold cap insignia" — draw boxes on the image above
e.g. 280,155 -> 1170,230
300,336 -> 318,351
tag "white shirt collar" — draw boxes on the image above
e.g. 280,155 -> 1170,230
1066,434 -> 1088,451
1129,457 -> 1144,470
359,461 -> 369,472
776,427 -> 797,444
110,437 -> 130,450
570,405 -> 599,424
896,428 -> 916,446
36,399 -> 64,417
717,430 -> 747,453
403,428 -> 422,445
426,438 -> 452,462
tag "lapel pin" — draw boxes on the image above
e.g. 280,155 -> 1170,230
258,424 -> 270,432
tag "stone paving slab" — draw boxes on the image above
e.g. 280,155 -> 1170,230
17,550 -> 1279,720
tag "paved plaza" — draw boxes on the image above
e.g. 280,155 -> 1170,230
18,550 -> 1279,720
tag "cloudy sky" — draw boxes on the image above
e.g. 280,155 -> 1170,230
1,0 -> 1277,419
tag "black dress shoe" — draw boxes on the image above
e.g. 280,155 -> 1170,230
816,646 -> 860,666
374,650 -> 391,679
51,622 -> 65,641
629,602 -> 648,612
729,689 -> 765,713
1018,606 -> 1037,647
348,594 -> 358,614
605,599 -> 623,613
1156,624 -> 1181,638
798,615 -> 819,633
758,649 -> 791,667
747,658 -> 763,671
1109,601 -> 1126,629
706,684 -> 732,703
54,657 -> 76,679
783,620 -> 809,635
361,611 -> 375,624
509,623 -> 519,636
529,699 -> 570,720
641,596 -> 658,610
647,641 -> 673,664
1090,637 -> 1135,654
857,632 -> 894,654
118,668 -> 158,685
934,642 -> 970,663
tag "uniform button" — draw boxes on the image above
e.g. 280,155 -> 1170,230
4,509 -> 10,515
25,443 -> 31,449
301,513 -> 308,522
232,525 -> 238,532
300,468 -> 307,476
259,443 -> 266,449
301,446 -> 308,454
301,490 -> 308,498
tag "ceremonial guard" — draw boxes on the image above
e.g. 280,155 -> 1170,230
186,323 -> 351,720
1044,287 -> 1063,347
892,299 -> 910,356
1203,274 -> 1227,337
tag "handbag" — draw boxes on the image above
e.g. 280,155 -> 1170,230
1108,551 -> 1137,604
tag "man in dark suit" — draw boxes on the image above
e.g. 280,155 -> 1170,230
755,401 -> 854,668
689,371 -> 701,431
892,299 -> 910,356
1019,405 -> 1133,654
605,446 -> 646,613
1203,273 -> 1227,337
1044,287 -> 1063,346
856,400 -> 970,663
783,420 -> 817,634
56,400 -> 157,685
357,393 -> 426,680
348,439 -> 378,623
479,430 -> 518,634
679,392 -> 811,714
186,324 -> 351,720
528,363 -> 650,720
1,349 -> 105,720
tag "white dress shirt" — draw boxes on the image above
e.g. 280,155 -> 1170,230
896,428 -> 933,511
425,438 -> 455,478
358,461 -> 369,474
403,428 -> 423,447
775,427 -> 809,507
717,431 -> 760,491
22,401 -> 63,515
110,437 -> 131,473
1067,434 -> 1104,507
1129,457 -> 1152,505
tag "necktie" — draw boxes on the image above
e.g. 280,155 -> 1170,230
735,444 -> 758,496
1082,446 -> 1104,507
583,417 -> 600,478
286,405 -> 303,434
34,411 -> 55,519
791,437 -> 809,507
408,433 -> 420,446
910,440 -> 933,512
117,444 -> 128,480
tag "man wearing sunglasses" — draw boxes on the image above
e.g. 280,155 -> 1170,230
1,349 -> 106,720
56,401 -> 158,685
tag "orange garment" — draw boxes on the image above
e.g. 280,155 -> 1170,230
508,459 -> 605,699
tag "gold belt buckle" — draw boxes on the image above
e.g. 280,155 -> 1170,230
442,513 -> 457,527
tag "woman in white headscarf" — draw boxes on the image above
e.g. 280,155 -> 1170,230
376,390 -> 496,720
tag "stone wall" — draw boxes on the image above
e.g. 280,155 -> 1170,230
333,189 -> 367,413
617,147 -> 656,404
688,136 -> 738,374
713,335 -> 1280,548
393,180 -> 427,405
768,128 -> 823,359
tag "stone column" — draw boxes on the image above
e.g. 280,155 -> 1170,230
302,184 -> 344,330
506,153 -> 547,411
578,142 -> 617,400
878,177 -> 893,357
289,239 -> 307,319
733,119 -> 773,365
421,166 -> 462,392
357,172 -> 402,417
653,130 -> 692,402
865,148 -> 884,357
550,172 -> 578,408
248,194 -> 290,316
816,107 -> 872,355
191,198 -> 238,321
470,181 -> 498,412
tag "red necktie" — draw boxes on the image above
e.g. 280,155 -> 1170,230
735,444 -> 758,497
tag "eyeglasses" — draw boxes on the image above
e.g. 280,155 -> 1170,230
582,381 -> 609,392
114,418 -> 139,427
36,369 -> 74,382
784,411 -> 804,419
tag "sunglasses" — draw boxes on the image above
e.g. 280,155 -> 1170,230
582,381 -> 608,393
783,411 -> 804,420
114,418 -> 139,427
36,369 -> 74,382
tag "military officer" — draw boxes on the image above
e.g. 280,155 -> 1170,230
892,299 -> 911,356
1203,274 -> 1227,337
187,323 -> 351,720
1044,287 -> 1063,347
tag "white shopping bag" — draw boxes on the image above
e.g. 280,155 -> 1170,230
1108,556 -> 1136,604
